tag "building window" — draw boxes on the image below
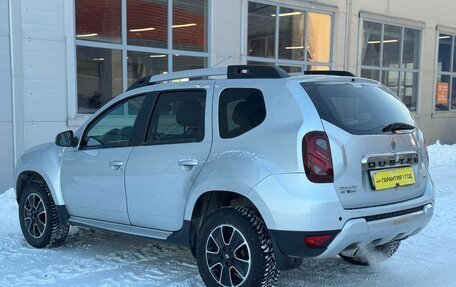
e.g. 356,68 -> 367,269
76,46 -> 123,114
360,20 -> 421,111
247,2 -> 332,73
76,0 -> 208,114
436,33 -> 456,111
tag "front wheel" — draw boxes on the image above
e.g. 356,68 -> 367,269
339,241 -> 401,266
196,206 -> 278,287
19,180 -> 70,248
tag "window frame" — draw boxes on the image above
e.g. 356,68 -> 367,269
142,88 -> 208,146
434,28 -> 456,113
244,1 -> 335,73
79,93 -> 152,150
68,0 -> 212,121
358,14 -> 424,113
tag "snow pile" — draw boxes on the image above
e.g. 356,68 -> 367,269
0,188 -> 19,233
427,140 -> 456,167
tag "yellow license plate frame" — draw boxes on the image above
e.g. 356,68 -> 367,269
371,166 -> 416,191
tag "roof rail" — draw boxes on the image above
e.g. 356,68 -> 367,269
126,75 -> 152,91
227,65 -> 289,79
304,70 -> 355,77
126,65 -> 291,91
148,67 -> 227,84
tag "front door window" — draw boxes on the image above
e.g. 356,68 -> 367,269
83,95 -> 146,148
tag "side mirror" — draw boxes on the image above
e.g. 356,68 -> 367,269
55,130 -> 77,147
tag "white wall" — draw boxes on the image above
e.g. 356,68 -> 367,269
0,0 -> 13,192
212,0 -> 243,66
3,0 -> 456,191
21,0 -> 68,150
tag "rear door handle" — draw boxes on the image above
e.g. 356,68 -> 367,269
178,159 -> 199,167
109,160 -> 124,171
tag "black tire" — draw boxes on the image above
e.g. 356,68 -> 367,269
18,180 -> 70,248
196,206 -> 279,287
339,241 -> 401,266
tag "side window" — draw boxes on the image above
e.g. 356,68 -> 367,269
83,95 -> 146,148
146,90 -> 206,145
219,88 -> 266,138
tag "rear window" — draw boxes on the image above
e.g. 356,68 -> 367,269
301,82 -> 415,135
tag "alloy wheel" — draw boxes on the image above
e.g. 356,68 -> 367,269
205,224 -> 251,287
23,193 -> 47,238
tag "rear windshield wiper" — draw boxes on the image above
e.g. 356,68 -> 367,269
382,122 -> 415,133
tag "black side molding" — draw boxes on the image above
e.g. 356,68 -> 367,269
304,70 -> 355,77
227,65 -> 289,79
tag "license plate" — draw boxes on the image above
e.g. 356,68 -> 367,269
371,166 -> 415,191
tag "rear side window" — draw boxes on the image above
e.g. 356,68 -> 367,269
219,88 -> 266,138
301,82 -> 415,135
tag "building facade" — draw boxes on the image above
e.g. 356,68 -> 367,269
1,0 -> 456,191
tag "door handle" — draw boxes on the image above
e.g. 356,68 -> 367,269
178,159 -> 199,167
178,159 -> 200,171
109,161 -> 124,171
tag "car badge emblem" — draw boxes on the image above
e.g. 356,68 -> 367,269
391,138 -> 397,150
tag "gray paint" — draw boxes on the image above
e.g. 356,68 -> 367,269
61,147 -> 133,225
14,73 -> 434,256
125,82 -> 214,231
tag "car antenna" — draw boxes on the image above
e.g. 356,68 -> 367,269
211,56 -> 232,67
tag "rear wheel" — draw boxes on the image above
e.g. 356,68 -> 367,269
19,180 -> 70,248
339,241 -> 401,266
196,206 -> 278,287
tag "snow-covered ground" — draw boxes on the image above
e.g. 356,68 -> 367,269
1,142 -> 455,286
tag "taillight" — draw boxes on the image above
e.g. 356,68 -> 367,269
302,131 -> 334,183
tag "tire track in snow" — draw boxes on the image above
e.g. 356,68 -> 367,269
0,227 -> 203,286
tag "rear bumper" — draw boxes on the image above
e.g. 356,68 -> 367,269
317,203 -> 433,258
248,173 -> 435,258
269,203 -> 433,258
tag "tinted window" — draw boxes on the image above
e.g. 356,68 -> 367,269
83,95 -> 146,148
76,46 -> 123,114
146,90 -> 206,144
302,82 -> 414,135
248,3 -> 276,58
219,88 -> 266,138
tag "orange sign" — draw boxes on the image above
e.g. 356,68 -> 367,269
437,82 -> 449,105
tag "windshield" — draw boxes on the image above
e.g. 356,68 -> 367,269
301,81 -> 415,135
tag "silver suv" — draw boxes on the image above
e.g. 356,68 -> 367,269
15,65 -> 434,287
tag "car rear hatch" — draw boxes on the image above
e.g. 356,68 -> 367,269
301,79 -> 426,209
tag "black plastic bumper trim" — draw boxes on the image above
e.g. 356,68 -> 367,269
364,205 -> 424,222
269,229 -> 340,258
